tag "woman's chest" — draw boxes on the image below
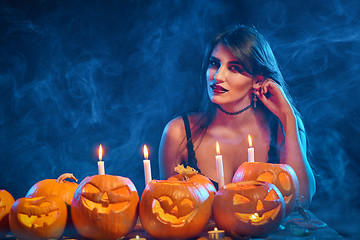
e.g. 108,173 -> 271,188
194,126 -> 272,183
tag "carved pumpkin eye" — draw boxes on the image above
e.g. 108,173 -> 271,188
81,183 -> 101,203
180,198 -> 194,208
278,172 -> 291,191
233,194 -> 250,205
264,189 -> 279,201
257,171 -> 273,183
156,196 -> 174,212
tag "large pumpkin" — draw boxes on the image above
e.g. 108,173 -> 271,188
9,195 -> 67,240
232,162 -> 299,216
0,190 -> 15,238
212,181 -> 285,237
26,173 -> 78,206
139,171 -> 215,240
71,174 -> 139,240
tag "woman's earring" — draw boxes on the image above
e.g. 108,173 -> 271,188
252,91 -> 257,108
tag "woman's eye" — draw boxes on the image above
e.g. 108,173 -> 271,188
208,59 -> 219,68
230,65 -> 244,73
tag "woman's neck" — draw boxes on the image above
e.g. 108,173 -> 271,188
213,107 -> 257,128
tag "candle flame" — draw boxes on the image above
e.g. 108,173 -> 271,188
248,134 -> 252,147
98,144 -> 103,161
216,141 -> 220,155
214,227 -> 218,231
136,235 -> 140,239
251,212 -> 259,220
143,145 -> 148,159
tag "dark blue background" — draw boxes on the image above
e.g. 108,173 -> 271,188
1,0 -> 359,238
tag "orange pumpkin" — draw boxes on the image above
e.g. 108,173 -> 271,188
25,173 -> 78,206
0,190 -> 15,238
9,195 -> 67,240
139,169 -> 215,240
71,174 -> 139,240
232,162 -> 299,216
212,181 -> 285,237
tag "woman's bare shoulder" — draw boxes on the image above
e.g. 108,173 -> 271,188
162,116 -> 186,140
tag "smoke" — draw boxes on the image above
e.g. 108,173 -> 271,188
0,0 -> 359,236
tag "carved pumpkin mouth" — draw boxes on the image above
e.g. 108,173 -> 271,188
235,205 -> 281,225
152,199 -> 197,227
17,210 -> 60,228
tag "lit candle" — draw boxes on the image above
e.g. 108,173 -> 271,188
143,145 -> 152,186
216,141 -> 225,189
248,134 -> 254,162
97,144 -> 105,175
208,227 -> 225,239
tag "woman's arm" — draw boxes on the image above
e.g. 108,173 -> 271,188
280,114 -> 316,207
158,117 -> 187,179
255,80 -> 316,207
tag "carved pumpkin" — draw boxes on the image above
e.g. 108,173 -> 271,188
139,173 -> 215,239
26,173 -> 78,206
0,190 -> 15,238
232,162 -> 299,216
212,181 -> 285,237
71,174 -> 139,239
9,195 -> 67,240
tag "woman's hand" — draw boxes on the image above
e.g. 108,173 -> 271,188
254,79 -> 294,123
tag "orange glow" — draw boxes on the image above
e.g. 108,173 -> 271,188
214,227 -> 218,231
248,134 -> 252,147
216,141 -> 220,155
143,145 -> 149,159
98,144 -> 103,161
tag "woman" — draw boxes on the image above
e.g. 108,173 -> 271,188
159,25 -> 316,207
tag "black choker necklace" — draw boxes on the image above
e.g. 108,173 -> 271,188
217,103 -> 252,116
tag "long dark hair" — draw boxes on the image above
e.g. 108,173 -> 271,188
189,25 -> 302,150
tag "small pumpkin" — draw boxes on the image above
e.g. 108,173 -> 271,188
26,173 -> 78,206
232,162 -> 299,216
139,165 -> 216,239
9,195 -> 67,240
71,174 -> 139,240
0,190 -> 15,238
212,181 -> 285,237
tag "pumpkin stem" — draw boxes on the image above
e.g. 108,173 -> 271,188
174,164 -> 197,181
56,173 -> 78,183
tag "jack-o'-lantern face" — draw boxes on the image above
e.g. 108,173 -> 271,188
231,183 -> 282,225
71,175 -> 139,240
80,177 -> 132,214
9,196 -> 67,240
232,162 -> 299,216
0,190 -> 15,237
212,181 -> 285,237
140,179 -> 214,239
151,183 -> 200,227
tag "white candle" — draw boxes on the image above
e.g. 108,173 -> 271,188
98,144 -> 105,175
215,141 -> 225,189
208,227 -> 225,240
248,134 -> 254,162
143,145 -> 152,186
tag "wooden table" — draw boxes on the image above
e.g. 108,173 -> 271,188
2,211 -> 343,240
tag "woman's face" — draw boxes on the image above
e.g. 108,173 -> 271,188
207,43 -> 255,111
